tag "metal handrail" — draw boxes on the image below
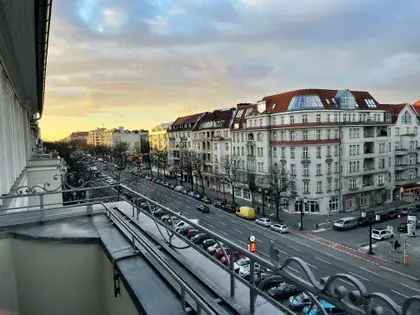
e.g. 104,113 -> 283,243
103,204 -> 218,315
117,183 -> 420,315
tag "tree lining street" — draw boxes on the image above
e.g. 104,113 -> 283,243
95,161 -> 420,304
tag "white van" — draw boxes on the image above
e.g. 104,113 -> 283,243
333,217 -> 358,231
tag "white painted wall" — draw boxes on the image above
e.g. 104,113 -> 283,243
0,238 -> 138,315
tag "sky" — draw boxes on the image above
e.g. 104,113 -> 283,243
40,0 -> 420,140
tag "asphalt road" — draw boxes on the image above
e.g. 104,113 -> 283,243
97,162 -> 420,304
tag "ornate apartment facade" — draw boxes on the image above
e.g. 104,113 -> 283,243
149,122 -> 171,152
168,89 -> 420,214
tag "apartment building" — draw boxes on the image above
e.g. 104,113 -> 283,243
103,127 -> 148,154
66,131 -> 88,144
168,113 -> 205,176
191,108 -> 236,189
87,128 -> 106,146
382,103 -> 420,200
149,122 -> 171,152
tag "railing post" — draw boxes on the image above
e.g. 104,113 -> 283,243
249,260 -> 256,314
39,194 -> 44,209
86,190 -> 93,216
230,251 -> 235,298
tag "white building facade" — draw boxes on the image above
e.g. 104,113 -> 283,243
103,128 -> 149,154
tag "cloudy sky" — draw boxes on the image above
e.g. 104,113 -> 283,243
40,0 -> 420,140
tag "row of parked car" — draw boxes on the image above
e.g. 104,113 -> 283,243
133,192 -> 346,314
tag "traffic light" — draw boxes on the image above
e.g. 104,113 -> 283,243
248,235 -> 257,253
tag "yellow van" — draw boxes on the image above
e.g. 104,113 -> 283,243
235,206 -> 256,220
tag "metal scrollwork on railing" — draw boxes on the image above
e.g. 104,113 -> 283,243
267,256 -> 420,315
15,183 -> 61,195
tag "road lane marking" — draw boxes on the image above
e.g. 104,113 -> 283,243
315,257 -> 332,265
357,266 -> 378,276
348,272 -> 370,282
391,289 -> 409,298
380,266 -> 419,282
399,282 -> 420,293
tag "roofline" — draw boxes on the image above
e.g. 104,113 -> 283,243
35,0 -> 52,116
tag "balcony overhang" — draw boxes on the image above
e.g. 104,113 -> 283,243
0,0 -> 52,116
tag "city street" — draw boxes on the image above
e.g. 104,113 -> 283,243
98,162 -> 420,304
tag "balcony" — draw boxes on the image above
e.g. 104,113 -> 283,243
301,157 -> 311,164
395,164 -> 409,171
363,126 -> 375,138
363,142 -> 375,154
395,148 -> 408,156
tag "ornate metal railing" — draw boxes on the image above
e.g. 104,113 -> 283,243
116,183 -> 420,315
0,182 -> 419,315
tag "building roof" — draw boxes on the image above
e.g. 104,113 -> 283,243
194,108 -> 235,130
263,89 -> 381,113
378,104 -> 406,123
151,122 -> 172,132
170,113 -> 205,131
70,131 -> 88,137
232,103 -> 258,129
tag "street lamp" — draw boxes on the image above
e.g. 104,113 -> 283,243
361,211 -> 380,255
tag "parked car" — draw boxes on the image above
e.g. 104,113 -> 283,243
303,300 -> 347,315
215,247 -> 232,260
175,221 -> 190,232
256,217 -> 272,227
383,210 -> 400,220
196,204 -> 210,213
191,233 -> 208,244
267,283 -> 302,301
174,185 -> 184,192
202,196 -> 211,204
357,216 -> 370,227
371,228 -> 394,240
234,257 -> 250,273
333,217 -> 358,231
207,242 -> 223,255
201,239 -> 217,250
271,224 -> 289,233
288,293 -> 312,311
186,229 -> 200,238
178,226 -> 193,236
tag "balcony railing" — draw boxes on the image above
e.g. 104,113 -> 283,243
1,183 -> 419,315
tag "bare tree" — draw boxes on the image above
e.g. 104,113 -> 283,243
269,164 -> 294,220
191,152 -> 206,195
222,155 -> 239,211
180,149 -> 194,190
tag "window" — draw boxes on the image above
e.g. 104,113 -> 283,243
273,131 -> 277,140
327,163 -> 332,175
316,181 -> 322,194
395,127 -> 400,136
290,116 -> 294,124
402,111 -> 412,124
257,133 -> 262,141
335,178 -> 339,190
241,147 -> 244,156
303,165 -> 309,177
316,164 -> 322,176
281,147 -> 285,158
303,129 -> 309,140
327,145 -> 331,157
334,162 -> 338,173
349,178 -> 357,190
290,130 -> 295,141
316,129 -> 321,140
291,164 -> 296,176
316,146 -> 321,158
316,114 -> 321,122
326,129 -> 331,140
273,147 -> 277,157
303,180 -> 310,194
281,116 -> 284,125
327,114 -> 331,122
303,147 -> 309,158
290,147 -> 295,159
379,143 -> 385,154
378,174 -> 384,185
302,114 -> 308,123
329,197 -> 338,211
327,178 -> 332,192
379,158 -> 385,169
334,145 -> 338,156
257,162 -> 264,172
280,130 -> 285,141
225,143 -> 229,151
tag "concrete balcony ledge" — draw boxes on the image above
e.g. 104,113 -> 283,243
29,157 -> 62,168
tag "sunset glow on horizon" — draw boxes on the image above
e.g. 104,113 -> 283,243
40,0 -> 420,140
